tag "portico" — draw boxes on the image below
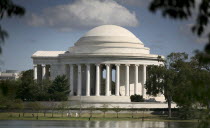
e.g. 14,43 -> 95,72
32,25 -> 164,102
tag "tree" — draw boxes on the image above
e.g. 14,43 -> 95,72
87,105 -> 95,119
13,99 -> 24,118
16,69 -> 37,101
172,52 -> 210,112
58,101 -> 68,117
42,103 -> 50,117
129,104 -> 136,118
27,102 -> 42,119
48,75 -> 69,101
113,106 -> 121,118
146,52 -> 189,118
100,104 -> 109,118
0,79 -> 20,100
35,80 -> 51,101
146,65 -> 176,118
149,0 -> 210,62
0,0 -> 25,53
0,79 -> 21,114
192,70 -> 210,109
49,102 -> 57,118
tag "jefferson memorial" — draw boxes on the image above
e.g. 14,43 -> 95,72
32,25 -> 164,102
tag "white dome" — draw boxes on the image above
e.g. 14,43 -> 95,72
75,25 -> 143,45
69,25 -> 150,55
84,25 -> 138,38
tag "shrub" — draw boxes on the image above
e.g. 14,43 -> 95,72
130,94 -> 144,102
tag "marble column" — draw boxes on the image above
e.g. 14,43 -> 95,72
105,64 -> 110,96
37,64 -> 42,83
125,64 -> 130,96
134,64 -> 139,94
115,64 -> 120,96
86,64 -> 90,96
77,64 -> 82,96
95,64 -> 100,96
142,65 -> 147,98
45,65 -> 50,80
33,64 -> 37,80
109,65 -> 112,95
42,64 -> 46,79
70,64 -> 74,96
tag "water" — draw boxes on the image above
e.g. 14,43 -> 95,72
0,120 -> 199,128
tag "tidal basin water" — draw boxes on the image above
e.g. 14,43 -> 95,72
0,120 -> 199,128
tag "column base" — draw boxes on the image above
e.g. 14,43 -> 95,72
68,96 -> 131,102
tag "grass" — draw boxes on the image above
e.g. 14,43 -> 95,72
0,112 -> 199,122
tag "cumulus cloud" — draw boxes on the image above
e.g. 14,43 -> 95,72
116,0 -> 151,7
26,0 -> 139,31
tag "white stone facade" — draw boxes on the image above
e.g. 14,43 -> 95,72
32,25 -> 164,102
0,70 -> 20,80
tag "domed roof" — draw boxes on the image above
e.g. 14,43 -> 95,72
75,25 -> 143,45
69,25 -> 150,55
84,25 -> 138,38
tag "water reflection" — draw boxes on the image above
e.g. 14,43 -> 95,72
0,120 -> 198,128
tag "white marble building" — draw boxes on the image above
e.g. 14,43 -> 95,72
0,70 -> 20,80
32,25 -> 164,102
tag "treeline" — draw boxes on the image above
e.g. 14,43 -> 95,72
0,70 -> 69,108
146,52 -> 210,119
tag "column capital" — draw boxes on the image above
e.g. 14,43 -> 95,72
33,64 -> 37,67
143,64 -> 147,66
95,64 -> 101,66
125,64 -> 130,66
115,64 -> 120,66
135,64 -> 139,66
85,64 -> 90,66
42,64 -> 46,67
105,64 -> 110,66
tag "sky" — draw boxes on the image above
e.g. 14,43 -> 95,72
0,0 -> 207,71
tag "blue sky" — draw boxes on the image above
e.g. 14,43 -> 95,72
0,0 -> 207,71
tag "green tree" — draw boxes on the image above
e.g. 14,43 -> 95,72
58,101 -> 68,117
149,0 -> 210,63
129,104 -> 136,118
100,104 -> 109,118
146,65 -> 176,118
48,75 -> 69,101
49,102 -> 57,118
87,105 -> 95,119
146,52 -> 189,118
0,79 -> 20,100
16,69 -> 37,101
192,70 -> 210,108
113,106 -> 121,118
27,102 -> 42,119
12,99 -> 24,117
35,80 -> 51,101
0,0 -> 25,53
173,52 -> 210,115
42,103 -> 50,117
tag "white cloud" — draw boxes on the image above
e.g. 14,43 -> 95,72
26,0 -> 139,31
115,0 -> 151,7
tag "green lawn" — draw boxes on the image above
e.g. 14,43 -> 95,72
0,112 -> 199,122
